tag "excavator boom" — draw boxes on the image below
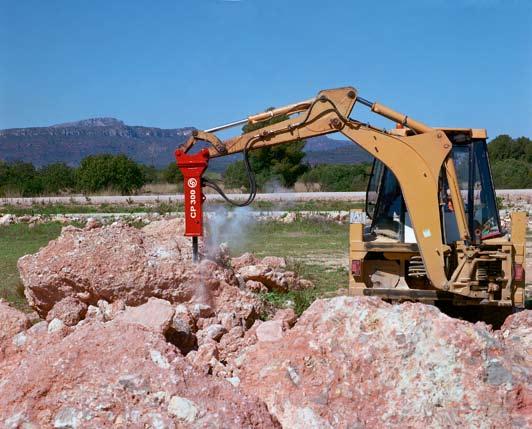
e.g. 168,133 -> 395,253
176,86 -> 527,308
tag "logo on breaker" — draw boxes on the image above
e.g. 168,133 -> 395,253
187,177 -> 199,219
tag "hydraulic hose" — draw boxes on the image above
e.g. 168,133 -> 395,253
202,136 -> 258,206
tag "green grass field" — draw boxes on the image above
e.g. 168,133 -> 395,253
0,202 -> 184,216
221,219 -> 349,314
1,200 -> 363,216
0,218 -> 350,314
0,223 -> 63,310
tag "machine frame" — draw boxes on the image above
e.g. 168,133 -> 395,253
177,86 -> 527,308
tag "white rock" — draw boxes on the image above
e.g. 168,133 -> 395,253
148,413 -> 166,429
0,214 -> 15,226
5,412 -> 26,429
150,350 -> 170,369
167,396 -> 198,423
48,318 -> 66,333
225,376 -> 240,387
191,303 -> 214,319
206,323 -> 227,342
12,332 -> 27,348
54,407 -> 81,428
97,300 -> 111,319
152,391 -> 169,404
85,305 -> 103,321
84,217 -> 100,230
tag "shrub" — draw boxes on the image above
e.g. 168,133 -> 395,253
39,163 -> 76,194
488,135 -> 532,188
223,160 -> 249,190
76,154 -> 145,195
161,162 -> 183,184
0,161 -> 43,197
239,109 -> 308,189
490,159 -> 532,189
300,163 -> 371,192
139,164 -> 158,184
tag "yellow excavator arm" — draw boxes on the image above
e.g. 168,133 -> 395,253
180,86 -> 471,293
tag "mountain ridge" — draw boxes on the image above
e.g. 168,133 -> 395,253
50,117 -> 125,128
0,117 -> 371,170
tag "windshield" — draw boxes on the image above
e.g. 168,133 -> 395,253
452,140 -> 501,241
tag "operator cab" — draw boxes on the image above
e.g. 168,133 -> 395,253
365,130 -> 501,245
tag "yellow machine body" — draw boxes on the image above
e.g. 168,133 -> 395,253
179,86 -> 528,308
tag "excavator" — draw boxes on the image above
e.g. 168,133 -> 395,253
175,86 -> 529,314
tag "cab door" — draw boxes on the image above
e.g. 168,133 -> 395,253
366,159 -> 414,242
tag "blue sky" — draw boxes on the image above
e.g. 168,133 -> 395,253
1,0 -> 531,138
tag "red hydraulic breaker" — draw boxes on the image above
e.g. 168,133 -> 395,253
174,148 -> 210,262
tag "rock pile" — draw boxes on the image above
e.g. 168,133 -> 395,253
1,295 -> 530,428
18,219 -> 199,316
237,297 -> 532,428
232,253 -> 314,293
18,219 -> 313,319
0,300 -> 279,428
0,213 -> 167,227
2,218 -> 530,428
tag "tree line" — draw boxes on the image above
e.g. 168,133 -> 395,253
488,135 -> 532,189
0,155 -> 183,197
0,134 -> 529,197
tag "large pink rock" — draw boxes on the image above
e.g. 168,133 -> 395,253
237,264 -> 313,292
231,252 -> 258,270
256,320 -> 284,342
17,219 -> 234,317
0,313 -> 279,428
0,299 -> 31,345
17,217 -> 306,325
261,256 -> 287,269
232,253 -> 314,292
46,296 -> 87,326
238,297 -> 532,428
273,308 -> 297,330
212,280 -> 263,330
114,297 -> 175,335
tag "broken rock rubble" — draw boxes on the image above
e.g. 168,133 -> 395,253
232,252 -> 314,292
18,219 -> 314,319
1,291 -> 530,428
8,217 -> 531,428
238,297 -> 532,429
18,219 -> 205,317
0,300 -> 279,428
46,296 -> 87,326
